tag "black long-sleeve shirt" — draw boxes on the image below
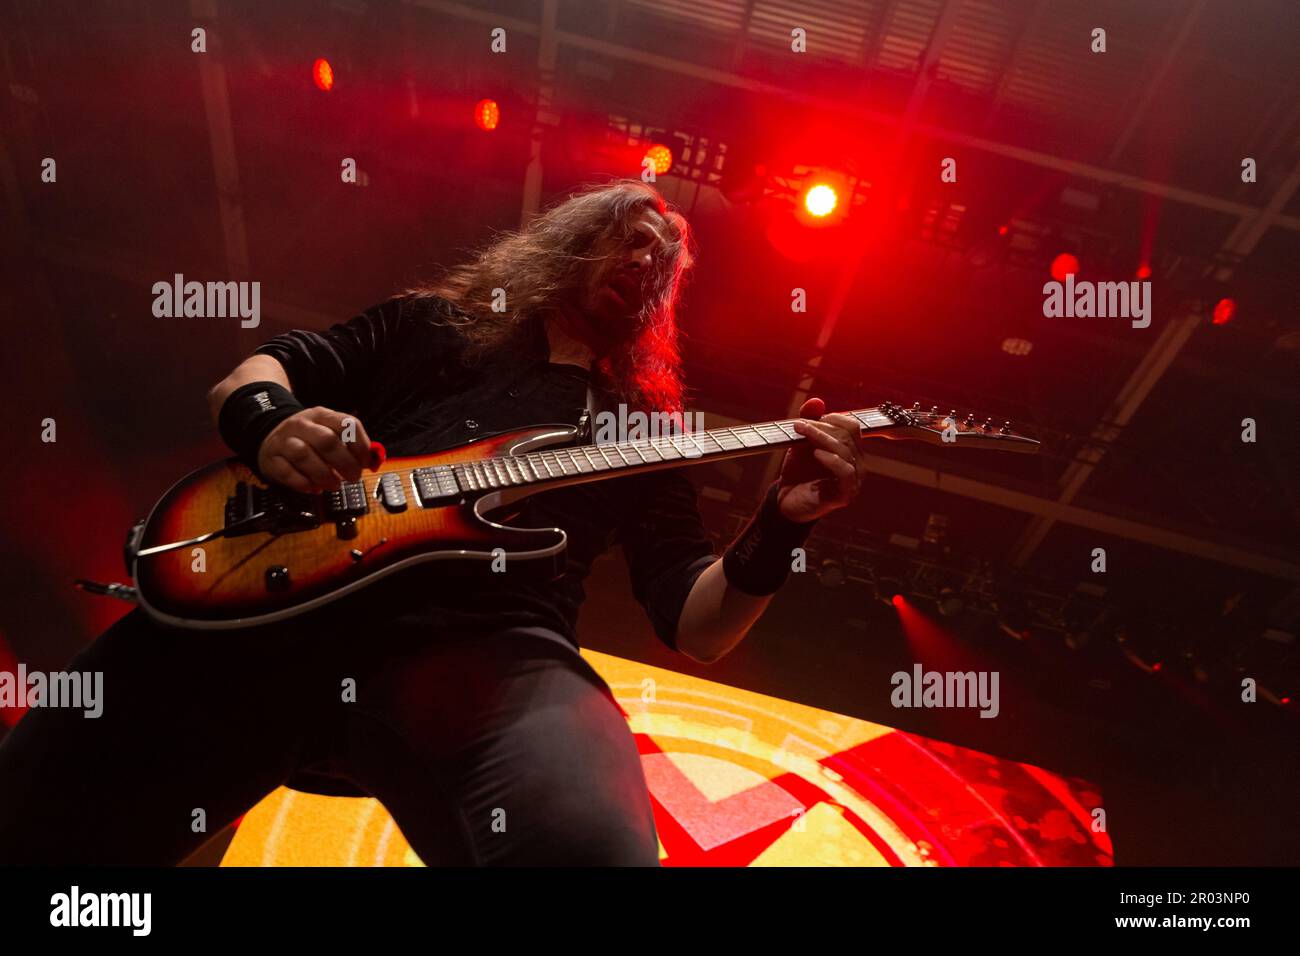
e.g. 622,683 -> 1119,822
253,294 -> 717,652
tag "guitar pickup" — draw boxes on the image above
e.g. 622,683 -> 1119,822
378,473 -> 407,512
324,480 -> 369,518
412,465 -> 461,506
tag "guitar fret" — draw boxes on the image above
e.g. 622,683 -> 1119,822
411,406 -> 1023,505
711,429 -> 743,451
695,432 -> 725,453
413,409 -> 898,506
855,409 -> 892,429
679,434 -> 706,458
442,410 -> 880,494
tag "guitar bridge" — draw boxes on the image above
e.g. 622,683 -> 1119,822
224,481 -> 322,536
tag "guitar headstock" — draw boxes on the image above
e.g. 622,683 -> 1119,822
871,401 -> 1040,454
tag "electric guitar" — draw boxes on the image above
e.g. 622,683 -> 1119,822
119,402 -> 1038,628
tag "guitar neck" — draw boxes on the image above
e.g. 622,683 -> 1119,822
428,407 -> 896,496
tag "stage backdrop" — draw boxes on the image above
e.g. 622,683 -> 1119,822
221,650 -> 1112,867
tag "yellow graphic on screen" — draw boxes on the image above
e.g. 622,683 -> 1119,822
221,649 -> 1110,867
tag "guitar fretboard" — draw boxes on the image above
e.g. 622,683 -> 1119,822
410,406 -> 892,502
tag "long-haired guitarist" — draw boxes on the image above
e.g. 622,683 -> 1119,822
0,180 -> 868,865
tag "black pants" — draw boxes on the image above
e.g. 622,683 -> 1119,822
0,606 -> 660,866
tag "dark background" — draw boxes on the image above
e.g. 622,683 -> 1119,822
1,0 -> 1298,864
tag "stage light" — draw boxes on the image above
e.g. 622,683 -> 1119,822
997,224 -> 1009,236
1136,262 -> 1152,279
312,58 -> 334,92
1001,337 -> 1033,356
804,184 -> 838,217
1050,253 -> 1079,281
891,594 -> 905,609
644,144 -> 673,176
1212,297 -> 1237,325
474,99 -> 500,131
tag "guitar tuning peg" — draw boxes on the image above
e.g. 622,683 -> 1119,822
964,412 -> 976,424
1000,421 -> 1012,434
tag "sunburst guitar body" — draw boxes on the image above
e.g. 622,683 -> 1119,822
124,404 -> 1038,628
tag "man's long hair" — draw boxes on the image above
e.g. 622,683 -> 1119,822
404,180 -> 695,413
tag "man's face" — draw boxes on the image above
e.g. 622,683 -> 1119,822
575,207 -> 671,344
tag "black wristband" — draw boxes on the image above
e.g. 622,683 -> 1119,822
217,381 -> 305,471
722,482 -> 817,596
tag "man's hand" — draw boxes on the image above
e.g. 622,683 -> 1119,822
257,407 -> 373,493
778,397 -> 867,523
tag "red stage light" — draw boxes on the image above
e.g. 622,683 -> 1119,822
312,58 -> 334,92
474,98 -> 500,131
805,184 -> 838,217
1136,262 -> 1152,279
1212,297 -> 1237,325
1152,661 -> 1164,672
997,224 -> 1009,236
1050,253 -> 1079,281
891,594 -> 905,608
644,144 -> 673,176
